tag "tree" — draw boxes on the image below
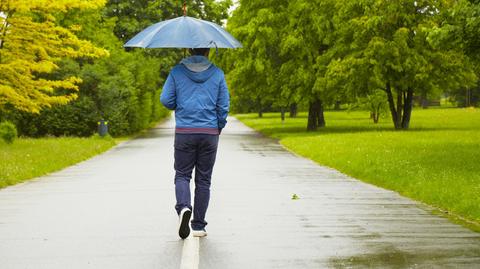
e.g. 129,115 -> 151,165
105,0 -> 231,42
280,0 -> 344,130
0,0 -> 108,114
5,0 -> 232,137
224,0 -> 336,128
431,0 -> 480,107
222,0 -> 287,117
3,3 -> 166,137
353,89 -> 388,124
326,0 -> 477,129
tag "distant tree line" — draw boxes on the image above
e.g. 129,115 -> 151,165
0,0 -> 231,136
221,0 -> 480,130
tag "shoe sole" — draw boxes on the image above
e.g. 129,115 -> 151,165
178,210 -> 192,239
192,231 -> 207,237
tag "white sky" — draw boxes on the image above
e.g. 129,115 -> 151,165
229,1 -> 239,15
221,0 -> 238,27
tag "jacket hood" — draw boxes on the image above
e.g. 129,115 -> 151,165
179,56 -> 216,83
181,56 -> 212,72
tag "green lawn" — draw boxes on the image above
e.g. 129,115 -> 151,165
0,136 -> 116,188
236,108 -> 480,229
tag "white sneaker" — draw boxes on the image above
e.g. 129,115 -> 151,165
178,208 -> 192,239
192,229 -> 207,237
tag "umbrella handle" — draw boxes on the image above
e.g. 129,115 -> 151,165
209,41 -> 219,56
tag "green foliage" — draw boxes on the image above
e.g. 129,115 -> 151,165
236,108 -> 480,226
0,0 -> 108,114
91,133 -> 113,140
222,0 -> 334,114
0,136 -> 116,188
62,6 -> 171,136
0,121 -> 17,144
449,85 -> 480,107
225,0 -> 480,129
5,4 -> 158,136
13,95 -> 99,137
324,0 -> 477,129
4,0 -> 231,137
432,0 -> 480,107
105,0 -> 231,42
430,0 -> 480,72
351,90 -> 389,123
221,0 -> 287,114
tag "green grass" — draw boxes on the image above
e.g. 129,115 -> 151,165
236,108 -> 480,229
0,136 -> 116,188
0,116 -> 170,189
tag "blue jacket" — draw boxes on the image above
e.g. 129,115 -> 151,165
160,56 -> 230,134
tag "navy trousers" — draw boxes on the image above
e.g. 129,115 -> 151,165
174,133 -> 219,230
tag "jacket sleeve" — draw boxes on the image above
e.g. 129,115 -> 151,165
216,73 -> 230,130
160,73 -> 176,110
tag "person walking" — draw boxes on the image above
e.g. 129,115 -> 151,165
160,48 -> 230,239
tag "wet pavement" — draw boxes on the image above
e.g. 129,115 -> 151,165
0,117 -> 479,269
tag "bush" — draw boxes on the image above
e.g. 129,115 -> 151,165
0,121 -> 18,144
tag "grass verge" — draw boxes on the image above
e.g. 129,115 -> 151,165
0,115 -> 172,189
236,108 -> 480,231
0,136 -> 116,188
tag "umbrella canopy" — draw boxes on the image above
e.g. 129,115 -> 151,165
124,16 -> 242,49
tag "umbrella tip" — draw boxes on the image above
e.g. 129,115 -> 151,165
183,1 -> 187,16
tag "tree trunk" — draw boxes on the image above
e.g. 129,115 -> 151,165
334,100 -> 341,110
307,98 -> 325,131
421,92 -> 428,109
385,82 -> 400,129
280,107 -> 285,122
256,97 -> 263,118
385,82 -> 414,129
289,103 -> 297,118
396,90 -> 404,128
307,102 -> 317,131
401,87 -> 414,129
466,88 -> 471,107
373,104 -> 380,124
317,99 -> 326,127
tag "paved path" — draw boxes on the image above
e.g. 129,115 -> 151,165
0,117 -> 479,269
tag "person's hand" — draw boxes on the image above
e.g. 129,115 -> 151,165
218,128 -> 222,135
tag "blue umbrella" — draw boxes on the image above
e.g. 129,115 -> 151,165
124,16 -> 242,49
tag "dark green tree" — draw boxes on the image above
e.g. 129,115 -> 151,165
221,0 -> 288,117
326,0 -> 477,129
105,0 -> 231,42
280,0 -> 339,130
431,0 -> 480,107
